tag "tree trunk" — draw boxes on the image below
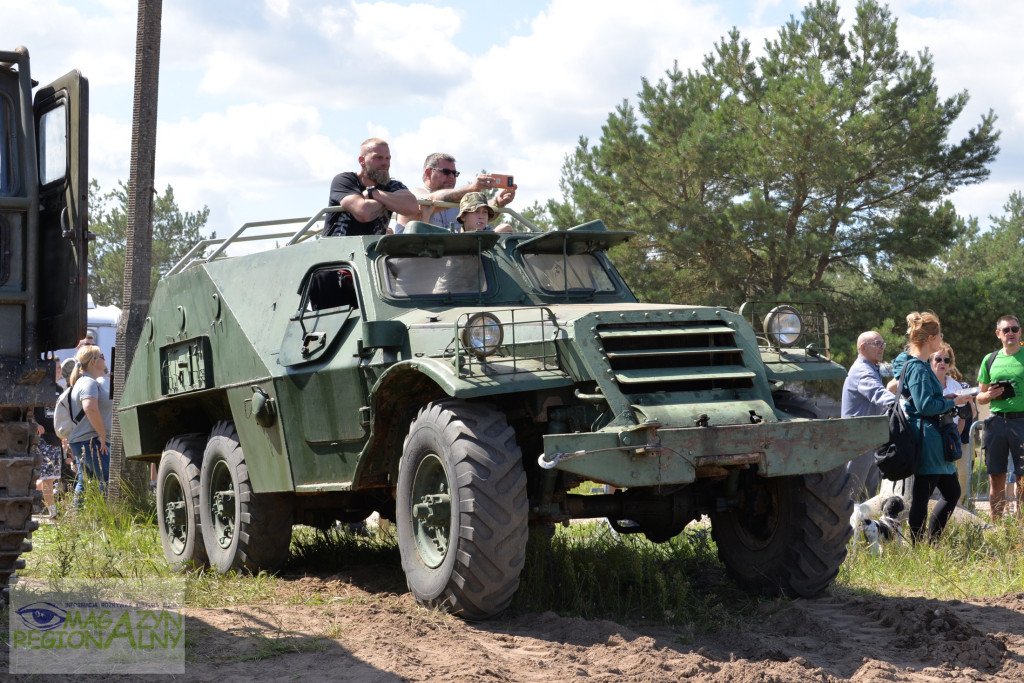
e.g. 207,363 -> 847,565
109,0 -> 162,503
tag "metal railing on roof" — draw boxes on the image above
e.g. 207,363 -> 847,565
166,201 -> 543,277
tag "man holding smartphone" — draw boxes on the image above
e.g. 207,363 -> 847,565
978,314 -> 1024,520
396,152 -> 516,232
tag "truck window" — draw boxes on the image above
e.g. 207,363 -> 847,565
307,266 -> 358,311
38,102 -> 67,186
382,255 -> 489,297
522,253 -> 616,294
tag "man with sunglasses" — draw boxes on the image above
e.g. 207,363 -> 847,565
842,331 -> 897,500
323,138 -> 419,237
978,314 -> 1024,519
396,152 -> 516,232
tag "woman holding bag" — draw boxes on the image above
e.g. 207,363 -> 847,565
891,313 -> 973,543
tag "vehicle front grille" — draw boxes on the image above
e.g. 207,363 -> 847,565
596,322 -> 755,394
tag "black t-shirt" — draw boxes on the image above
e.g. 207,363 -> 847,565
322,172 -> 408,237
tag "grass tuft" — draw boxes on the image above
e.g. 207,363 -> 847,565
838,513 -> 1024,599
512,522 -> 757,639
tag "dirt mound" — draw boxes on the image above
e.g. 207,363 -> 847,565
5,574 -> 1024,681
861,596 -> 1006,670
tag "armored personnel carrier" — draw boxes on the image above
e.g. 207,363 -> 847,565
0,46 -> 89,600
120,210 -> 886,619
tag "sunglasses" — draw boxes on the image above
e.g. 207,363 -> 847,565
931,356 -> 951,364
430,168 -> 460,178
1000,326 -> 1021,334
864,341 -> 886,348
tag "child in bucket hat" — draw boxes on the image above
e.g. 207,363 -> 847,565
456,192 -> 497,232
455,192 -> 514,232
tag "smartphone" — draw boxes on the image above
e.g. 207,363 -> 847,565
993,379 -> 1017,399
490,174 -> 515,189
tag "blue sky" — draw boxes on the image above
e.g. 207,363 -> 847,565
7,0 -> 1023,244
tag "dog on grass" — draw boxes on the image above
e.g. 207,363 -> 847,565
850,495 -> 906,556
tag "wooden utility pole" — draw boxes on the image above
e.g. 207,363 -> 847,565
109,0 -> 162,501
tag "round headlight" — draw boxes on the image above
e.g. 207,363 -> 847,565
764,305 -> 802,347
461,313 -> 504,358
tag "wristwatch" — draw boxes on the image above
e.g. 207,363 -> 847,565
364,186 -> 377,198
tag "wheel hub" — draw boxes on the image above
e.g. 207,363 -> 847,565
161,473 -> 187,555
734,482 -> 780,550
209,461 -> 236,550
410,454 -> 452,568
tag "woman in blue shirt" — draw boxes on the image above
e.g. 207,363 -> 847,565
890,312 -> 973,543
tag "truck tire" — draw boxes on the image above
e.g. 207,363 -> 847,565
710,466 -> 852,597
199,421 -> 292,573
0,423 -> 41,604
397,399 -> 528,619
156,434 -> 209,571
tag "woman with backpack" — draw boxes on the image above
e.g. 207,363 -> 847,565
891,312 -> 973,543
67,344 -> 112,505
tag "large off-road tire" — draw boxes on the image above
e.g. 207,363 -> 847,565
396,399 -> 528,619
0,422 -> 41,604
157,434 -> 209,571
710,466 -> 853,597
199,421 -> 293,573
773,390 -> 832,419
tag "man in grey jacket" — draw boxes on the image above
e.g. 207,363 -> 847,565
842,331 -> 896,500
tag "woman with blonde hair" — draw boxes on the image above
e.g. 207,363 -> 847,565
67,344 -> 111,504
891,313 -> 972,542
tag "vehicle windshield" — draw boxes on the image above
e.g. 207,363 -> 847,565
522,253 -> 616,294
382,255 -> 489,297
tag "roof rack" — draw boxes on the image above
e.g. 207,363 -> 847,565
166,201 -> 543,277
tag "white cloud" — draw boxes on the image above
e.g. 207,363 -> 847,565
13,0 -> 1024,234
156,102 -> 339,211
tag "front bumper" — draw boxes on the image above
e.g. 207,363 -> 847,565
540,415 -> 887,487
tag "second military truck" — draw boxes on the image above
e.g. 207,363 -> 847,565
119,216 -> 886,619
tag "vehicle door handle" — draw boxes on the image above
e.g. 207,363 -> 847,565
301,332 -> 327,357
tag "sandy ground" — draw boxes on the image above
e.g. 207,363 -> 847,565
5,558 -> 1024,682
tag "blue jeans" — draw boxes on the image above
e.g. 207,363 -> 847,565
70,438 -> 110,505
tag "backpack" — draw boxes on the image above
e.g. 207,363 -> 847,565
53,386 -> 84,440
874,359 -> 923,481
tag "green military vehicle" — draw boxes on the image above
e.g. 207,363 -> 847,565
0,46 -> 89,599
119,210 -> 886,619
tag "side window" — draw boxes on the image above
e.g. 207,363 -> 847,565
38,101 -> 67,186
307,266 -> 358,312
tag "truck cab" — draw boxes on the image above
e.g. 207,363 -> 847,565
0,45 -> 89,599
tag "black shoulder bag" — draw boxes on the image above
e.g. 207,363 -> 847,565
874,362 -> 923,481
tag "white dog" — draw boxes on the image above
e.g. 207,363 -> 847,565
850,495 -> 906,556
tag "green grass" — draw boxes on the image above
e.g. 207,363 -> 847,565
838,513 -> 1024,599
512,523 -> 757,640
14,483 -> 1024,640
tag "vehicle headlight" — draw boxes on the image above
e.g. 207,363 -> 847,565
461,312 -> 504,358
764,305 -> 802,347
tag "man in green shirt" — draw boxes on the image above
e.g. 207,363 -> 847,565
978,314 -> 1024,520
